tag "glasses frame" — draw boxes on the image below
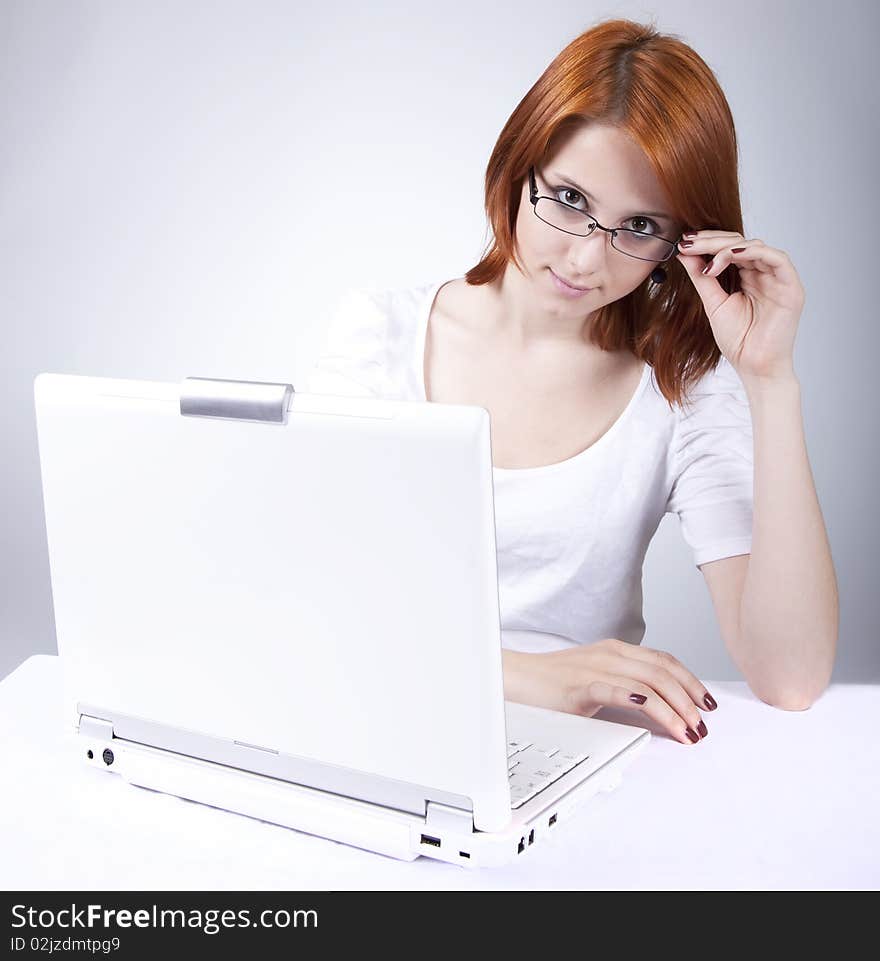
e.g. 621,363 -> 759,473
528,166 -> 683,264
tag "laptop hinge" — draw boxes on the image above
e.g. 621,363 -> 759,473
78,714 -> 115,741
179,377 -> 295,424
424,800 -> 475,834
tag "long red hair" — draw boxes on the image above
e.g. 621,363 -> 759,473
464,17 -> 744,408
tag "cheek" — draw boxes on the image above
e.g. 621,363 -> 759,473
520,216 -> 560,258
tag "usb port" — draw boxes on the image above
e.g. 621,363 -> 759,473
420,834 -> 441,847
528,829 -> 535,845
549,813 -> 557,826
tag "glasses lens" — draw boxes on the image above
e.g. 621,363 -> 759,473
534,199 -> 673,262
534,198 -> 593,236
612,229 -> 674,262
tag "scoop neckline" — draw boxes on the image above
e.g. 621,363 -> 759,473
416,277 -> 652,477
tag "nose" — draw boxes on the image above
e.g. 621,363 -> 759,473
566,223 -> 612,277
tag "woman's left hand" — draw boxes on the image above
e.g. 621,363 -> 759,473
675,231 -> 805,383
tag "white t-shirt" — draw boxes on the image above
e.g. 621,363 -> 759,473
305,279 -> 754,655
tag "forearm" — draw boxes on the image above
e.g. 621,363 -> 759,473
736,374 -> 839,708
501,649 -> 531,704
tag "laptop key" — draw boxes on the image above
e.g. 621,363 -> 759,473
509,787 -> 539,808
555,749 -> 590,765
508,771 -> 540,792
513,745 -> 573,774
549,756 -> 580,774
510,769 -> 560,804
515,784 -> 543,807
509,782 -> 532,801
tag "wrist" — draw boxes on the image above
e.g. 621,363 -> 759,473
501,648 -> 532,703
740,369 -> 801,406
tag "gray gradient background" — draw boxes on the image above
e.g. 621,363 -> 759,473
3,0 -> 877,684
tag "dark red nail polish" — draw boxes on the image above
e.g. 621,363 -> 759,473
629,693 -> 647,704
686,728 -> 700,744
680,240 -> 694,247
731,247 -> 745,253
704,693 -> 717,710
696,720 -> 708,738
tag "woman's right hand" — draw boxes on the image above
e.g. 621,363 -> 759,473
501,638 -> 715,745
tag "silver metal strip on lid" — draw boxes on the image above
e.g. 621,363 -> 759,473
180,377 -> 294,424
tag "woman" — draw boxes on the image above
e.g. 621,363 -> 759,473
307,19 -> 838,745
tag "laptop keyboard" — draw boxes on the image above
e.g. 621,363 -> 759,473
507,738 -> 590,809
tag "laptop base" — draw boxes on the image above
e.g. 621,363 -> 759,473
75,719 -> 645,869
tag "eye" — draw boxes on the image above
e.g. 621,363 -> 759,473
552,186 -> 662,235
553,186 -> 588,210
626,216 -> 661,235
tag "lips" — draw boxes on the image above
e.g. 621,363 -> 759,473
551,269 -> 592,291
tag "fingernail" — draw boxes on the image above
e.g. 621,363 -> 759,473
683,231 -> 698,238
704,692 -> 717,710
685,728 -> 700,744
696,720 -> 708,738
679,240 -> 694,248
701,260 -> 714,275
731,247 -> 745,253
629,693 -> 647,704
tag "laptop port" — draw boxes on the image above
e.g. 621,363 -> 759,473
528,829 -> 535,845
459,851 -> 470,859
517,837 -> 525,853
420,834 -> 441,848
549,813 -> 557,826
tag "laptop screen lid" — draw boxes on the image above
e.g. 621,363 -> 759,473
34,373 -> 513,831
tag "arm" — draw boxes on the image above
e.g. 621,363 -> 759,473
501,649 -> 533,704
702,375 -> 838,710
676,230 -> 839,711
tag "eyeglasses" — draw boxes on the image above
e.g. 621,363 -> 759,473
528,166 -> 681,264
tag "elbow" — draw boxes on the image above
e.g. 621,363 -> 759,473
741,629 -> 838,713
760,691 -> 818,712
754,677 -> 831,712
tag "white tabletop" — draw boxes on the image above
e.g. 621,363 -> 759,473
2,655 -> 878,890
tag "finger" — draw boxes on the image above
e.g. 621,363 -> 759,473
571,676 -> 705,745
609,660 -> 706,743
679,238 -> 786,278
707,243 -> 788,277
674,251 -> 733,315
601,638 -> 716,714
678,229 -> 746,247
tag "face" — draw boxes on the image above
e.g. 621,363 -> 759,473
512,122 -> 682,307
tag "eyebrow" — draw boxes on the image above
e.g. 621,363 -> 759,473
548,170 -> 674,222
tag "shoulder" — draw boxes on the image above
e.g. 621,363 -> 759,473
307,281 -> 439,397
641,356 -> 751,433
673,356 -> 752,426
667,356 -> 753,470
320,287 -> 389,356
687,355 -> 748,398
324,282 -> 438,346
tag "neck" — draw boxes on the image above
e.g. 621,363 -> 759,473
479,264 -> 602,352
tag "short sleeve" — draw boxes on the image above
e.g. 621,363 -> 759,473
305,288 -> 389,398
665,356 -> 754,568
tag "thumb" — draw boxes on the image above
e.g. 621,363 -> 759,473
676,252 -> 727,317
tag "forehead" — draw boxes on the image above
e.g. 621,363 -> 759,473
546,122 -> 671,211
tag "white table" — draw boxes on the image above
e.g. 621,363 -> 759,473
2,655 -> 877,890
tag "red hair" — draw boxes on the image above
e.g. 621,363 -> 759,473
464,17 -> 744,408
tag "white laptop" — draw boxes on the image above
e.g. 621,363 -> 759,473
33,371 -> 650,869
